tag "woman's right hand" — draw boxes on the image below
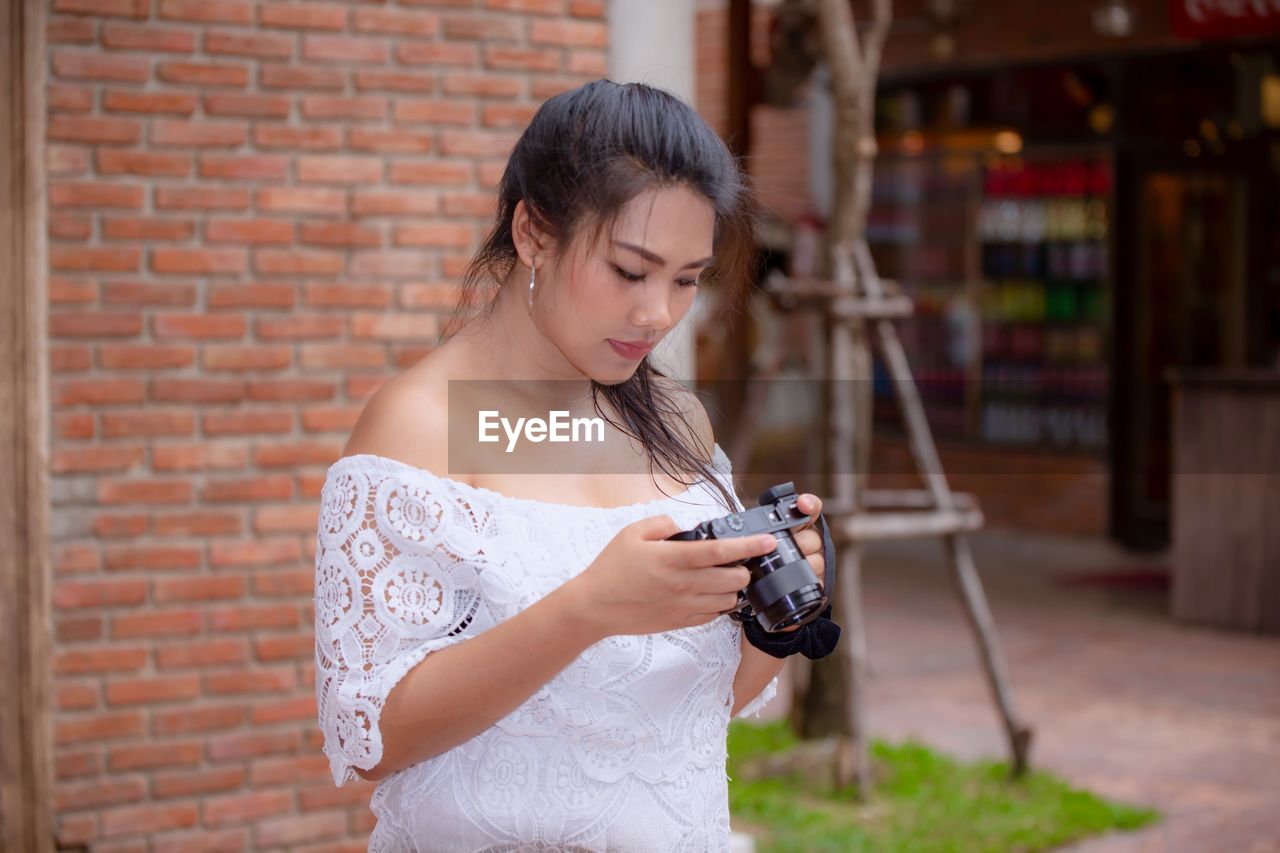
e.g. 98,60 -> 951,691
564,514 -> 777,639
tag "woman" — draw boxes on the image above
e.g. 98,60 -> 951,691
314,79 -> 830,851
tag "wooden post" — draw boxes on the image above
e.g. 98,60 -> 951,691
0,0 -> 53,850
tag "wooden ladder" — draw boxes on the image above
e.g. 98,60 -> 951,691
732,238 -> 1034,793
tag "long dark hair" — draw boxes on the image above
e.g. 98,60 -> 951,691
439,79 -> 757,513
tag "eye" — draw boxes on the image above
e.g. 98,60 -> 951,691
612,264 -> 645,283
677,277 -> 700,288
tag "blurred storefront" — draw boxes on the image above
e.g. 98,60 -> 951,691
699,0 -> 1280,548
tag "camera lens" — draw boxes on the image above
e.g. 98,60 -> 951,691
757,583 -> 826,632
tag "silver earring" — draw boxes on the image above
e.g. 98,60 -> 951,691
526,263 -> 537,314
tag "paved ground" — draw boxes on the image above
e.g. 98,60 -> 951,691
760,528 -> 1280,852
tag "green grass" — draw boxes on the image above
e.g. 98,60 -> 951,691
728,721 -> 1159,852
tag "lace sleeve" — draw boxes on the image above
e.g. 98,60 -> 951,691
710,446 -> 781,720
313,459 -> 492,787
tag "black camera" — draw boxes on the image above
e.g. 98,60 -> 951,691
668,481 -> 828,633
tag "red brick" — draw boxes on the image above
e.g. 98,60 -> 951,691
350,126 -> 432,153
100,344 -> 195,370
253,505 -> 320,533
204,30 -> 294,59
301,94 -> 388,121
443,13 -> 523,41
151,767 -> 245,800
355,69 -> 437,93
208,604 -> 299,632
100,802 -> 200,839
158,0 -> 252,24
202,474 -> 293,502
353,190 -> 440,216
102,89 -> 197,115
50,246 -> 142,273
49,83 -> 94,112
568,0 -> 603,15
111,609 -> 203,639
248,755 -> 329,788
253,810 -> 345,847
487,0 -> 564,12
203,93 -> 291,118
52,49 -> 150,82
530,17 -> 605,46
101,410 -> 195,437
55,778 -> 146,812
48,145 -> 91,174
104,282 -> 198,308
153,575 -> 246,604
209,537 -> 302,568
256,186 -> 346,214
302,340 -> 386,366
55,546 -> 102,575
301,404 -> 364,431
207,283 -> 296,309
156,60 -> 249,87
48,17 -> 97,44
108,741 -> 202,771
352,311 -> 439,339
105,675 -> 201,706
55,813 -> 99,848
152,249 -> 247,276
246,379 -> 336,402
153,312 -> 246,338
153,705 -> 245,735
55,646 -> 149,675
56,711 -> 146,745
303,34 -> 389,64
253,633 -> 315,662
204,789 -> 293,827
203,344 -> 292,371
300,221 -> 381,247
206,730 -> 300,762
56,683 -> 100,712
304,283 -> 392,308
395,221 -> 475,247
102,217 -> 197,242
51,344 -> 93,371
354,6 -> 440,36
51,180 -> 145,208
55,749 -> 103,778
298,780 -> 376,810
152,511 -> 244,536
257,314 -> 347,340
348,249 -> 433,278
103,545 -> 202,572
205,218 -> 294,245
98,477 -> 193,505
102,22 -> 196,52
250,694 -> 316,724
567,48 -> 607,75
199,153 -> 290,180
259,62 -> 345,90
153,829 -> 251,853
484,45 -> 561,72
151,443 -> 248,470
395,40 -> 477,66
149,379 -> 244,406
95,513 -> 148,538
260,1 -> 349,30
388,159 -> 472,184
253,441 -> 342,467
253,249 -> 345,276
96,149 -> 191,177
50,311 -> 143,337
54,580 -> 149,610
253,122 -> 343,149
298,154 -> 382,184
249,568 -> 312,594
155,185 -> 250,210
48,115 -> 142,144
202,410 -> 293,435
443,72 -> 523,99
52,445 -> 145,473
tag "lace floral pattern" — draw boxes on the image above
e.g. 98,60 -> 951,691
313,443 -> 778,851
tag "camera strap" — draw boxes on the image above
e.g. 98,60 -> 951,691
814,510 -> 837,606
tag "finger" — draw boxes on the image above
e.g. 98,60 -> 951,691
696,592 -> 745,616
688,566 -> 751,596
661,533 -> 777,570
633,513 -> 683,540
808,553 -> 825,585
794,527 -> 822,557
795,493 -> 822,529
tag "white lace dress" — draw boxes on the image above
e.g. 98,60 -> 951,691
313,442 -> 778,852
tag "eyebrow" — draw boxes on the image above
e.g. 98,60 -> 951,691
613,241 -> 714,270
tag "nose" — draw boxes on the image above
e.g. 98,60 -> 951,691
629,279 -> 673,332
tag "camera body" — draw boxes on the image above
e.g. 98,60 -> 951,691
668,481 -> 827,633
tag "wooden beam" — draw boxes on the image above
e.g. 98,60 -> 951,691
0,0 -> 52,850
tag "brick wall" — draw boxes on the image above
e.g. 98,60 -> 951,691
45,0 -> 606,849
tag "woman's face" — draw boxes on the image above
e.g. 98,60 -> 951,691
537,185 -> 716,385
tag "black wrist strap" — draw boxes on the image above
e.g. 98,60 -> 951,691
741,510 -> 841,660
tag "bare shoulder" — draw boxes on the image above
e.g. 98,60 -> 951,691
341,357 -> 453,476
651,374 -> 716,463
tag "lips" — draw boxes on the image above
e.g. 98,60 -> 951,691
608,339 -> 653,359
